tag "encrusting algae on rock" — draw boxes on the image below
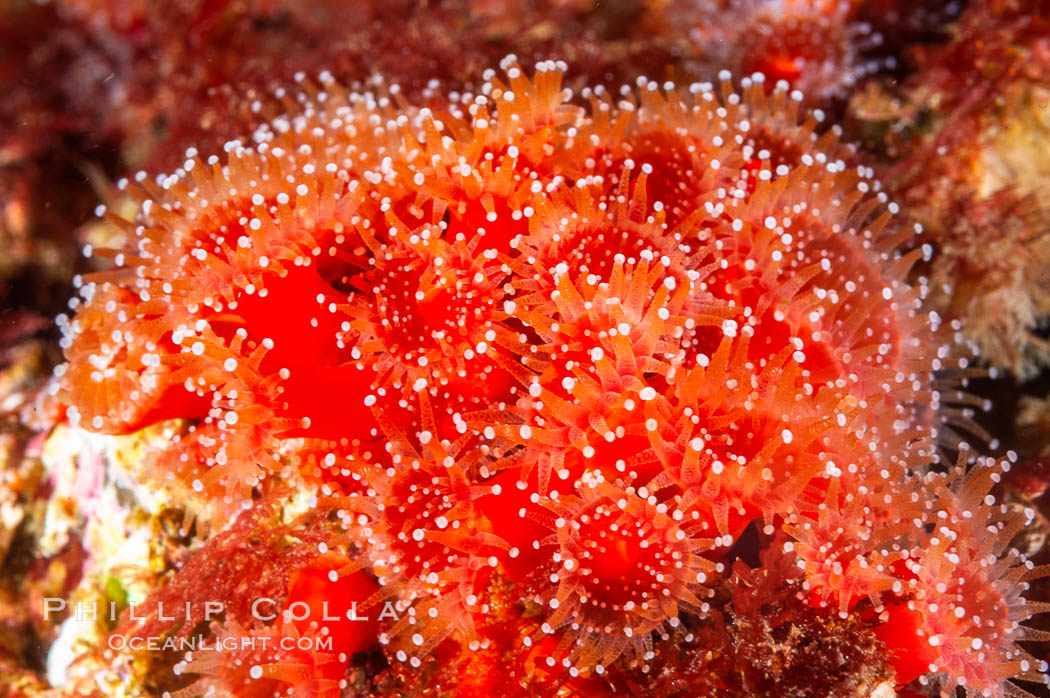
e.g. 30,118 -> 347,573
44,59 -> 1050,697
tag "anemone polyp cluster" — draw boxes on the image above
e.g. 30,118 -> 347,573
55,59 -> 1048,697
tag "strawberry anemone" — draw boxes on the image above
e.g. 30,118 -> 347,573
57,141 -> 388,513
528,477 -> 717,670
685,0 -> 891,102
55,61 -> 1050,695
874,456 -> 1050,697
366,406 -> 508,662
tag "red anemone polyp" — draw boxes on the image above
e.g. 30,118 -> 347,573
367,410 -> 508,662
686,1 -> 888,103
531,477 -> 716,668
344,229 -> 517,431
377,429 -> 502,585
873,458 -> 1050,696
